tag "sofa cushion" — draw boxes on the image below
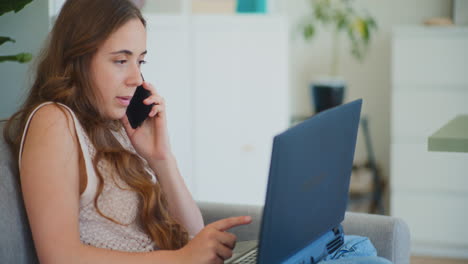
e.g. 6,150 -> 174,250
0,120 -> 39,263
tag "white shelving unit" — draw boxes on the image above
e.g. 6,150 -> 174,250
144,0 -> 279,15
390,26 -> 468,258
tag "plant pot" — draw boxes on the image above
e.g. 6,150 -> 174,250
310,79 -> 346,113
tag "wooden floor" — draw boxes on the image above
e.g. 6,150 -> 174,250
411,256 -> 468,264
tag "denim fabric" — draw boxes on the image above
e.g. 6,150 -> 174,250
319,235 -> 392,264
319,256 -> 392,264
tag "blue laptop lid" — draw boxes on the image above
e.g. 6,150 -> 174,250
257,99 -> 362,264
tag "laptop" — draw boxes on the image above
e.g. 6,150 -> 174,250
225,99 -> 362,264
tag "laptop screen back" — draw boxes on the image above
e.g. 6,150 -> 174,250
257,99 -> 362,264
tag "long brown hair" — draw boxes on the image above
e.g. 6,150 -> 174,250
3,0 -> 188,250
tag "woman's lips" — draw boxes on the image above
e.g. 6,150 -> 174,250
116,96 -> 132,106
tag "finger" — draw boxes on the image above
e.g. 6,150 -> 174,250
120,115 -> 135,135
149,105 -> 165,117
216,231 -> 237,249
142,81 -> 157,94
215,243 -> 234,261
210,216 -> 252,232
144,95 -> 164,106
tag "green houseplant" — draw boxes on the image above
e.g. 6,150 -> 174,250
299,0 -> 377,113
0,0 -> 34,63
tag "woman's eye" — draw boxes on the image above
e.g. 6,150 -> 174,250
115,60 -> 127,64
139,60 -> 147,65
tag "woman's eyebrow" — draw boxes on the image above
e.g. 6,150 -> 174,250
110,49 -> 147,55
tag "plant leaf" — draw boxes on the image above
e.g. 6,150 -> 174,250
314,0 -> 331,24
0,0 -> 33,16
303,24 -> 316,40
366,16 -> 377,30
0,36 -> 16,46
360,19 -> 369,41
0,52 -> 33,63
299,0 -> 378,62
13,0 -> 33,12
335,12 -> 348,30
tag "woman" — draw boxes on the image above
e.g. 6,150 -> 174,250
4,0 -> 250,263
4,0 -> 392,263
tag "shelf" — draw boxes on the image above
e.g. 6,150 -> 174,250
393,25 -> 468,38
142,0 -> 277,16
428,115 -> 468,153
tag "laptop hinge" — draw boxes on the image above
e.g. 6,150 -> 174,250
281,225 -> 344,264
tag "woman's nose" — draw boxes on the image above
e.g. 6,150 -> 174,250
127,63 -> 143,87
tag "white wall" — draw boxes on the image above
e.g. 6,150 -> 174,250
281,0 -> 451,192
143,0 -> 182,13
0,1 -> 50,119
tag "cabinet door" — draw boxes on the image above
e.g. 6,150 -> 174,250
391,191 -> 468,256
391,143 -> 468,192
391,27 -> 468,257
391,89 -> 468,143
192,16 -> 289,205
142,15 -> 194,190
392,27 -> 468,89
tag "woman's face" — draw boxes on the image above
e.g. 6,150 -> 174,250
90,18 -> 147,120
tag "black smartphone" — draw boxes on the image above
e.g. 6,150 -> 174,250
126,78 -> 153,129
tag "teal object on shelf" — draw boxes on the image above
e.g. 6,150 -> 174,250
236,0 -> 267,13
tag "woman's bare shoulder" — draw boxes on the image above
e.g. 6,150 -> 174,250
28,103 -> 76,136
21,103 -> 80,165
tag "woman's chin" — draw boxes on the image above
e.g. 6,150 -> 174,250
106,109 -> 127,121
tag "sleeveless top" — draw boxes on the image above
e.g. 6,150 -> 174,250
19,102 -> 158,252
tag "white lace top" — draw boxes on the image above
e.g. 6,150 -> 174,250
19,102 -> 158,252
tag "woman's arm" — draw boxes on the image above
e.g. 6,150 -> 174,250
147,156 -> 204,236
120,81 -> 204,236
19,104 -> 181,264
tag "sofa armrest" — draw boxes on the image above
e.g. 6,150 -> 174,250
197,201 -> 262,241
198,202 -> 411,264
342,212 -> 411,264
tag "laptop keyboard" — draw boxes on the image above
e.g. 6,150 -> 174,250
233,248 -> 258,264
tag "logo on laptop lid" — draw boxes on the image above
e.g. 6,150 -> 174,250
301,173 -> 327,193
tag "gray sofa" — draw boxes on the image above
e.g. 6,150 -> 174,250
0,120 -> 410,263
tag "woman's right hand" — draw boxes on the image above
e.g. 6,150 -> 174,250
177,216 -> 252,264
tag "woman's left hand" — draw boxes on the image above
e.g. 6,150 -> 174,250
121,81 -> 172,161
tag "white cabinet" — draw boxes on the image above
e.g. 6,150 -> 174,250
142,15 -> 289,205
192,16 -> 289,205
142,15 -> 194,192
390,26 -> 468,258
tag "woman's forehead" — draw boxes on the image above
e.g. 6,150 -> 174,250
99,18 -> 146,54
